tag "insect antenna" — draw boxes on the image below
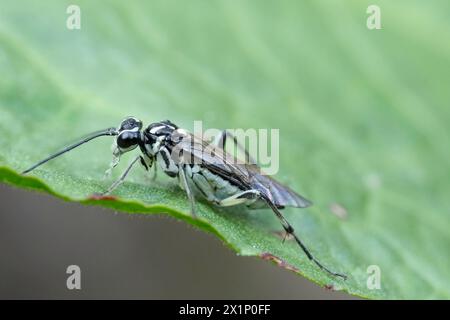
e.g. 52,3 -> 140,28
263,197 -> 347,280
22,127 -> 118,174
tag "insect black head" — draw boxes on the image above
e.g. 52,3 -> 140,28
116,117 -> 144,153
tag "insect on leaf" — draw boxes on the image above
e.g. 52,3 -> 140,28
1,0 -> 450,299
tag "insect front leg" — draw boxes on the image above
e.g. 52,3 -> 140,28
178,163 -> 197,218
104,150 -> 121,178
213,130 -> 257,164
102,155 -> 142,195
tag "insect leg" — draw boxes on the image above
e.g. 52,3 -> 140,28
213,130 -> 257,164
178,164 -> 197,217
104,151 -> 121,178
263,197 -> 347,280
140,155 -> 157,181
102,155 -> 141,195
214,189 -> 260,207
151,161 -> 157,180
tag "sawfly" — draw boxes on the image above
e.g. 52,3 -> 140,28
22,117 -> 346,279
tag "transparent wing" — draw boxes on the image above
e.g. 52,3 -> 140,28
250,174 -> 312,208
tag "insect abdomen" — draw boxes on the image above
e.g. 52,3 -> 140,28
185,165 -> 242,202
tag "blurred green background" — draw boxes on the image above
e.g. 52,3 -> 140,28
0,1 -> 449,299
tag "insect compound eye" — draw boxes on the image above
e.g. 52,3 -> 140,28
117,131 -> 139,150
119,117 -> 143,131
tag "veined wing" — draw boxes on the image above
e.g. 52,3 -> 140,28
250,173 -> 312,208
171,132 -> 312,209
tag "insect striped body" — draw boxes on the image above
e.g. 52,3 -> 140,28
152,142 -> 246,204
22,117 -> 346,280
145,122 -> 312,210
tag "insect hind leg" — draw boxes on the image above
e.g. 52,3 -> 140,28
263,197 -> 347,280
213,189 -> 261,207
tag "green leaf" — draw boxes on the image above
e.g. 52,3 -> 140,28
1,0 -> 449,299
